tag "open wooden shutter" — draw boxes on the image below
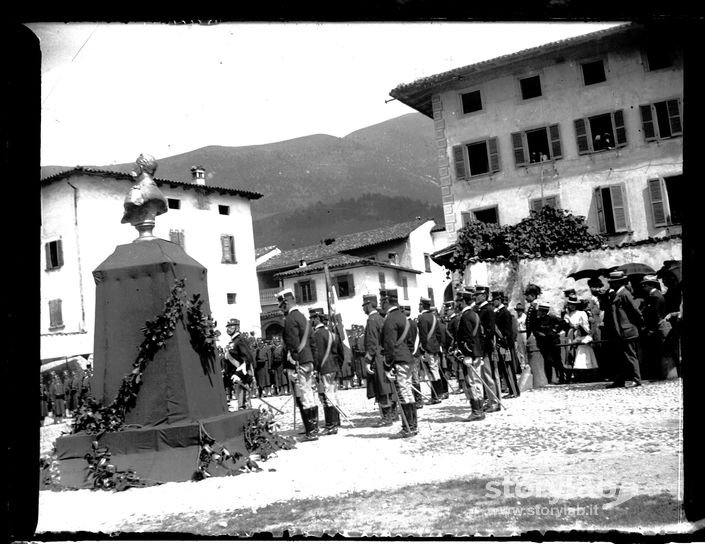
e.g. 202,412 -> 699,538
610,184 -> 629,232
574,118 -> 590,154
640,105 -> 656,141
452,145 -> 467,181
531,199 -> 543,213
667,99 -> 682,135
461,211 -> 472,227
45,242 -> 52,270
545,195 -> 558,208
613,110 -> 627,146
310,279 -> 317,303
488,137 -> 500,173
56,240 -> 64,267
648,178 -> 668,227
511,132 -> 526,166
594,188 -> 607,233
347,274 -> 355,297
549,124 -> 562,159
294,282 -> 302,304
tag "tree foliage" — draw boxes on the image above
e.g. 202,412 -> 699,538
449,207 -> 605,271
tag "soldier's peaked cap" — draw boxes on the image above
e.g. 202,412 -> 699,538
309,307 -> 325,316
362,294 -> 378,305
380,288 -> 398,300
420,296 -> 432,306
473,286 -> 489,294
276,288 -> 295,300
538,303 -> 551,310
226,318 -> 240,326
491,290 -> 504,299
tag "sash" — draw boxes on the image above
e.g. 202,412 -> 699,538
413,321 -> 421,354
426,314 -> 438,343
297,312 -> 311,354
321,329 -> 334,368
397,317 -> 411,347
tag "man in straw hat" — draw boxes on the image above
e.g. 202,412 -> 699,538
380,289 -> 418,438
362,293 -> 397,427
603,270 -> 644,388
279,288 -> 319,440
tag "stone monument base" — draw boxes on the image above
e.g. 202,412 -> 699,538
55,409 -> 257,488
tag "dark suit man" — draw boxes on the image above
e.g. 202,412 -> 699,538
279,288 -> 319,440
224,318 -> 255,409
474,286 -> 500,405
380,289 -> 417,438
640,274 -> 677,380
417,297 -> 444,404
604,271 -> 644,388
310,308 -> 344,435
362,294 -> 395,427
456,288 -> 490,421
493,291 -> 520,398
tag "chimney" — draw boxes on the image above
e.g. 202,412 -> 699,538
299,259 -> 307,268
190,165 -> 206,186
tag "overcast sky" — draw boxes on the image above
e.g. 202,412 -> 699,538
29,21 -> 621,167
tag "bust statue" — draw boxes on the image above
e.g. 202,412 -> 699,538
121,154 -> 168,241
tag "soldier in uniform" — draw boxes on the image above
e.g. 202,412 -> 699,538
362,294 -> 396,427
535,303 -> 569,384
402,305 -> 423,410
224,318 -> 255,409
50,372 -> 65,423
417,297 -> 444,404
493,291 -> 520,398
380,290 -> 418,438
455,288 -> 488,421
279,288 -> 319,440
40,380 -> 49,426
474,286 -> 501,405
435,307 -> 451,398
270,337 -> 287,396
445,298 -> 465,394
254,338 -> 273,397
310,308 -> 344,435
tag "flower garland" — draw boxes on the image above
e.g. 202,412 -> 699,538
83,441 -> 156,491
186,293 -> 222,374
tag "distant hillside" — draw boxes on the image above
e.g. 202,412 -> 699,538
254,193 -> 443,249
41,113 -> 441,248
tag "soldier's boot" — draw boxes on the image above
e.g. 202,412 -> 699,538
412,380 -> 424,409
439,375 -> 450,399
408,403 -> 418,435
320,406 -> 337,435
329,406 -> 340,435
427,381 -> 442,404
302,407 -> 319,441
373,404 -> 391,427
466,398 -> 486,422
296,396 -> 307,435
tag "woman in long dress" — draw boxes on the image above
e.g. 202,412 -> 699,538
564,295 -> 599,381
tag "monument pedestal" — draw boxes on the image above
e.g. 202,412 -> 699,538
57,238 -> 250,487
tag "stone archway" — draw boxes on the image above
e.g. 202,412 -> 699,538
264,322 -> 283,340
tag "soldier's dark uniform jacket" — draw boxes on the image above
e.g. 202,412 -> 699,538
446,313 -> 460,351
495,306 -> 515,348
417,310 -> 443,354
476,301 -> 496,355
227,334 -> 255,383
364,309 -> 390,399
381,306 -> 414,371
406,315 -> 418,355
312,325 -> 344,375
283,307 -> 313,368
457,306 -> 483,357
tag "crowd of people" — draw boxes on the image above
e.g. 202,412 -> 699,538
40,366 -> 92,426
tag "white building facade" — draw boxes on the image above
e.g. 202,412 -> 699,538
390,23 -> 684,246
40,166 -> 263,361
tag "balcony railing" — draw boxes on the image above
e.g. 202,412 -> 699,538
260,287 -> 280,307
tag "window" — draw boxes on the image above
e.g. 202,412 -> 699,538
401,277 -> 409,300
460,90 -> 482,114
168,198 -> 181,210
595,184 -> 630,234
378,272 -> 386,288
218,205 -> 230,216
295,280 -> 317,304
424,253 -> 432,273
227,293 -> 237,304
427,287 -> 435,306
511,124 -> 562,166
49,299 -> 64,329
648,174 -> 683,227
644,46 -> 674,71
519,75 -> 542,100
581,59 -> 606,85
45,240 -> 64,270
169,229 -> 185,249
574,110 -> 627,154
221,235 -> 236,264
640,99 -> 682,142
473,206 -> 499,224
452,137 -> 500,180
530,195 -> 561,213
334,275 -> 355,298
461,212 -> 472,227
388,253 -> 398,265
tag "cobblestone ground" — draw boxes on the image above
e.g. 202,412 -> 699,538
37,379 -> 688,536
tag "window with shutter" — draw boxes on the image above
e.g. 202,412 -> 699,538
530,195 -> 559,213
667,99 -> 682,135
640,105 -> 656,141
379,272 -> 386,288
221,235 -> 236,263
347,275 -> 355,297
453,145 -> 467,181
49,299 -> 64,329
610,184 -> 629,232
309,280 -> 317,303
169,229 -> 185,249
45,240 -> 64,270
642,99 -> 682,141
574,119 -> 590,154
595,185 -> 630,234
401,277 -> 409,300
512,132 -> 526,166
428,287 -> 435,306
424,254 -> 432,273
549,124 -> 562,159
648,178 -> 668,227
594,188 -> 607,233
294,282 -> 303,304
461,212 -> 472,227
613,110 -> 627,146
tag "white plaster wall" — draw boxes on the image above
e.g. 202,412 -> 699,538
438,40 -> 683,241
40,174 -> 261,359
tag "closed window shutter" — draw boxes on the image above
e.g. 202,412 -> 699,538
648,178 -> 668,226
488,137 -> 500,173
461,211 -> 472,227
347,274 -> 355,296
531,199 -> 543,213
549,124 -> 562,159
49,299 -> 63,328
610,184 -> 629,231
294,282 -> 302,304
594,188 -> 607,233
574,119 -> 590,154
640,105 -> 656,140
613,110 -> 627,146
56,240 -> 64,267
310,279 -> 317,303
667,99 -> 682,135
378,272 -> 385,288
45,242 -> 52,270
221,235 -> 232,263
546,196 -> 558,208
511,132 -> 526,166
453,145 -> 467,181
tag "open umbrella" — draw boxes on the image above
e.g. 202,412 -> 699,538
657,260 -> 682,282
615,262 -> 656,276
567,259 -> 617,280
